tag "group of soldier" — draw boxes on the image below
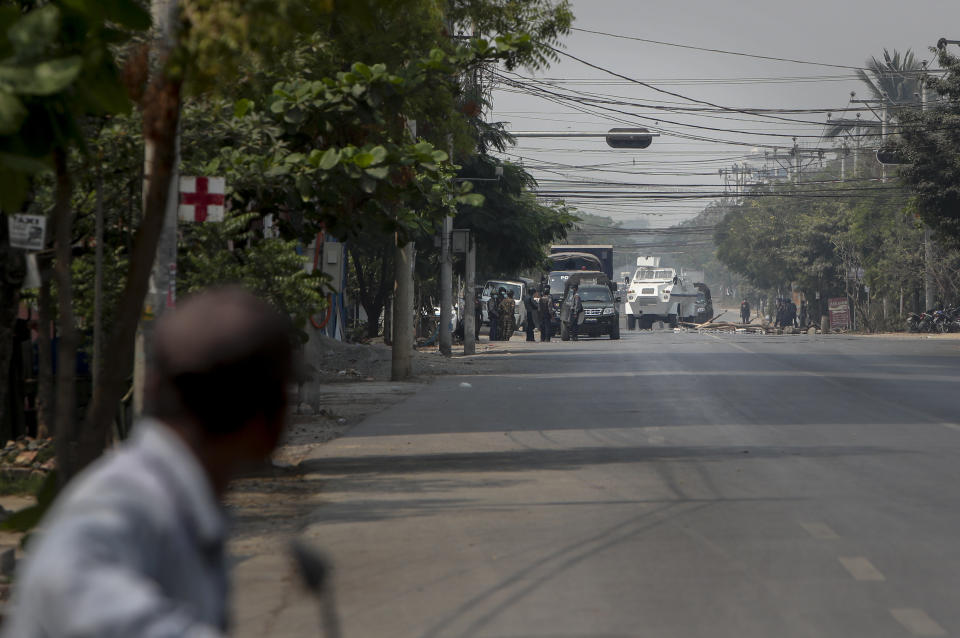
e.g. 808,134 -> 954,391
773,297 -> 809,329
477,287 -> 556,342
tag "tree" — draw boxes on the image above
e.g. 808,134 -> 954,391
0,0 -> 151,478
453,154 -> 576,279
897,45 -> 960,245
826,49 -> 922,146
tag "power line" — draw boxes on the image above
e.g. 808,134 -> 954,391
570,27 -> 871,71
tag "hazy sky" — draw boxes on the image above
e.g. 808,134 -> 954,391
489,0 -> 960,227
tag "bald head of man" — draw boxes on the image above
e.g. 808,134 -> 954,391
146,287 -> 294,494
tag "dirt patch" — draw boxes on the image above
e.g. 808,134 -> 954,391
227,337 -> 515,548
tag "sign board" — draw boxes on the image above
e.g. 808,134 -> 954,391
828,297 -> 850,330
452,229 -> 469,254
7,214 -> 46,251
178,176 -> 225,222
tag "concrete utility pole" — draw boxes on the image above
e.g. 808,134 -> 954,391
920,76 -> 936,311
463,233 -> 476,355
392,238 -> 414,380
439,214 -> 453,356
133,0 -> 180,416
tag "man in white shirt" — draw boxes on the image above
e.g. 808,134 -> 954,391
2,287 -> 294,638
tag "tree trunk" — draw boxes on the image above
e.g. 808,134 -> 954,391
51,150 -> 80,485
36,259 -> 54,437
80,76 -> 182,482
0,220 -> 25,439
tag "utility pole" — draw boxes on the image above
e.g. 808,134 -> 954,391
439,211 -> 453,356
463,233 -> 476,355
920,73 -> 936,311
133,0 -> 180,416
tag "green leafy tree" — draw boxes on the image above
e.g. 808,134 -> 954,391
898,45 -> 960,245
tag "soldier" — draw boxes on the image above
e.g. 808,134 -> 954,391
538,286 -> 553,342
500,290 -> 517,340
569,284 -> 583,341
487,292 -> 500,341
523,288 -> 538,342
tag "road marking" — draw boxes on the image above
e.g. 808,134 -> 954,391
838,556 -> 885,581
890,608 -> 946,636
940,422 -> 960,433
800,522 -> 839,540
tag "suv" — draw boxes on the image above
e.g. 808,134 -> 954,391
559,283 -> 620,340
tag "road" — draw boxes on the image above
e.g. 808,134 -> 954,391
236,328 -> 960,638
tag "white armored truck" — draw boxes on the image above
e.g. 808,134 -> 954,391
623,256 -> 700,329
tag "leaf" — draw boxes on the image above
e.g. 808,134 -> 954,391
0,91 -> 26,135
234,98 -> 254,118
457,193 -> 485,207
368,145 -> 388,165
317,147 -> 340,170
364,166 -> 390,180
353,151 -> 375,168
0,57 -> 84,95
5,5 -> 61,62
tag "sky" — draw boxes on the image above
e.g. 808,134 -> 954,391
488,0 -> 960,228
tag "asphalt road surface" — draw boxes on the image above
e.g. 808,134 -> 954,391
283,328 -> 960,638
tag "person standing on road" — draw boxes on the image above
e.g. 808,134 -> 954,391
569,284 -> 583,341
523,288 -> 538,342
1,287 -> 295,638
487,292 -> 500,341
798,300 -> 808,329
740,299 -> 751,324
473,290 -> 482,340
500,290 -> 517,340
538,286 -> 553,342
788,299 -> 798,328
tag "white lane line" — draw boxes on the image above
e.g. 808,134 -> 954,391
800,522 -> 839,540
838,556 -> 885,581
940,422 -> 960,433
890,608 -> 947,636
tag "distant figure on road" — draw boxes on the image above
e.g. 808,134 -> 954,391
798,300 -> 808,329
538,287 -> 553,342
500,290 -> 517,340
523,289 -> 538,342
569,284 -> 583,341
740,299 -> 751,324
787,300 -> 798,328
473,291 -> 482,339
487,292 -> 500,341
2,287 -> 294,638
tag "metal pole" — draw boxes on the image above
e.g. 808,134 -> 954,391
133,0 -> 180,417
463,233 -> 476,355
391,237 -> 414,380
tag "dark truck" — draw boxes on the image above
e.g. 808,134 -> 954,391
558,274 -> 620,341
549,245 -> 614,281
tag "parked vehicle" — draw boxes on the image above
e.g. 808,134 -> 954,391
480,279 -> 527,327
559,280 -> 620,340
550,245 -> 614,280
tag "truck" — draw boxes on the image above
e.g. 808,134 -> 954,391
549,245 -> 614,281
623,256 -> 700,330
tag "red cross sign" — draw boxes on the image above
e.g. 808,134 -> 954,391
178,176 -> 226,222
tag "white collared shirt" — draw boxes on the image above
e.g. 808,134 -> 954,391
2,419 -> 229,638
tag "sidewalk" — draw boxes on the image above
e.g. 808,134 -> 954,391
227,335 -> 527,635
